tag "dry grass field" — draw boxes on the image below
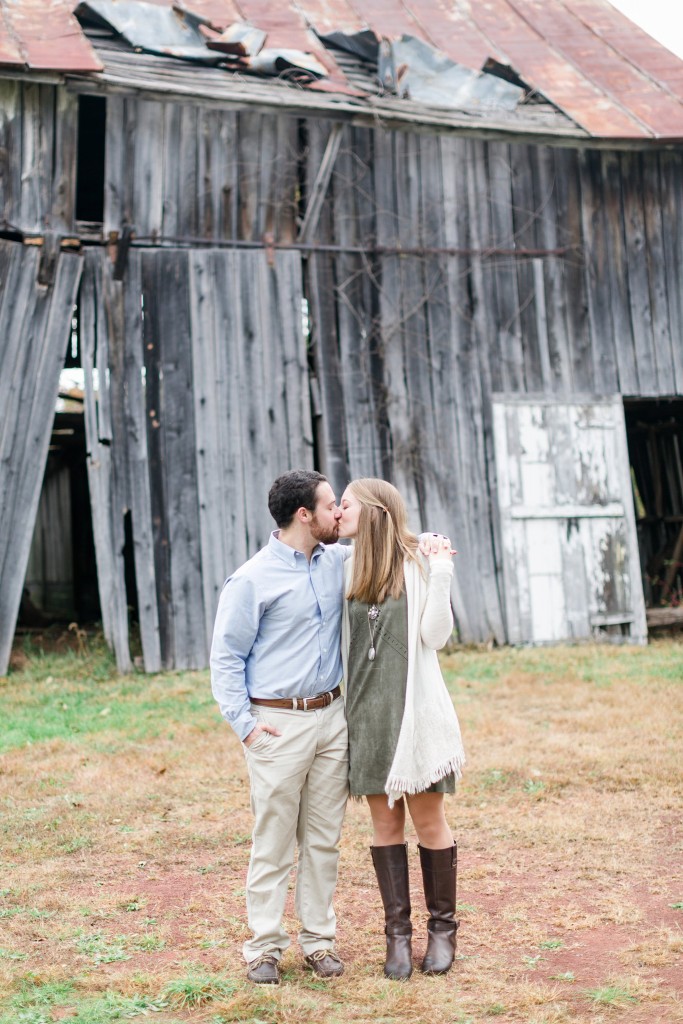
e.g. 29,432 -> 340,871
0,634 -> 681,1024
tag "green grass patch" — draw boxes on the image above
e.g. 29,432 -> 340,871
585,984 -> 638,1006
0,651 -> 217,754
160,967 -> 237,1008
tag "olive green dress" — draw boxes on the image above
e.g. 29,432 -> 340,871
346,592 -> 455,797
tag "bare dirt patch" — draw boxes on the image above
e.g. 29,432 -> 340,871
1,641 -> 681,1023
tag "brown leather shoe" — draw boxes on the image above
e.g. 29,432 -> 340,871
304,949 -> 344,978
246,953 -> 280,985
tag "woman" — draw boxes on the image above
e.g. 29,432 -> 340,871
338,478 -> 465,981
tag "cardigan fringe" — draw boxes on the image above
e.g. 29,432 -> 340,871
385,753 -> 466,808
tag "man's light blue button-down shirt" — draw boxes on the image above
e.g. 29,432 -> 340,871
210,531 -> 348,742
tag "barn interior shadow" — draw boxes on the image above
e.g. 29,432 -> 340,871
625,397 -> 683,633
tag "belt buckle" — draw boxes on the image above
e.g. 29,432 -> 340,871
303,697 -> 309,711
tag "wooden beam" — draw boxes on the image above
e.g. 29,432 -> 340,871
298,123 -> 343,244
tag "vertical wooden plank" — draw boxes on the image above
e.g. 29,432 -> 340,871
197,106 -> 215,239
189,251 -> 236,650
51,88 -> 78,233
331,125 -> 381,479
176,102 -> 199,238
463,138 -> 508,642
395,130 -> 430,525
161,101 -> 182,239
133,100 -> 164,240
19,83 -> 43,232
658,150 -> 683,394
641,152 -> 674,395
424,134 -> 482,641
0,80 -> 21,229
141,251 -> 205,668
305,119 -> 349,499
0,248 -> 82,674
237,111 -> 262,240
238,250 -> 286,550
104,94 -> 125,235
534,147 -> 574,393
620,151 -> 658,395
120,252 -> 162,671
375,129 -> 421,525
266,251 -> 314,468
211,249 -> 249,570
577,149 -> 616,393
509,142 -> 548,391
609,396 -> 648,641
554,149 -> 592,392
487,141 -> 525,393
272,115 -> 299,243
80,249 -> 132,671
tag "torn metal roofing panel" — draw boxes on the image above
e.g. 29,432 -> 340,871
0,0 -> 102,71
317,28 -> 379,64
380,35 -> 524,112
70,35 -> 587,139
2,0 -> 683,138
246,47 -> 327,79
204,21 -> 266,57
75,0 -> 225,62
230,0 -> 345,84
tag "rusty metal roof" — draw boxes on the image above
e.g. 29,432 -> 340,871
0,0 -> 102,71
1,0 -> 683,139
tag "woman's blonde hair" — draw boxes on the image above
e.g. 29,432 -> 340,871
346,478 -> 420,604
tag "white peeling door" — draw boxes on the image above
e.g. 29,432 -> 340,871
492,396 -> 647,644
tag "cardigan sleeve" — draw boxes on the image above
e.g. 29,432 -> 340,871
419,560 -> 455,650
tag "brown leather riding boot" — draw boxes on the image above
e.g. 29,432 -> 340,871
418,842 -> 458,975
370,843 -> 413,980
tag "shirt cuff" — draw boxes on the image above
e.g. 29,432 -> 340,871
231,709 -> 258,742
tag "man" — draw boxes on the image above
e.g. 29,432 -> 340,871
210,469 -> 349,985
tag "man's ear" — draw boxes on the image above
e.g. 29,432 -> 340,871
297,505 -> 312,524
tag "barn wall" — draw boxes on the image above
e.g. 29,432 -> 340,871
4,84 -> 683,658
103,97 -> 301,243
0,82 -> 78,235
311,125 -> 683,640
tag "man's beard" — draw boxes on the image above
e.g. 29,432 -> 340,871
310,514 -> 339,545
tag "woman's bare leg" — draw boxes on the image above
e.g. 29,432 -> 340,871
405,791 -> 452,848
366,794 -> 406,845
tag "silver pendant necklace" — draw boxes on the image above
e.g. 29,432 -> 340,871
367,604 -> 380,661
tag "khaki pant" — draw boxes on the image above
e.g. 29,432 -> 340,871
242,695 -> 349,962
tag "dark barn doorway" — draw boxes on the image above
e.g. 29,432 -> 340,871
20,404 -> 101,630
625,398 -> 683,629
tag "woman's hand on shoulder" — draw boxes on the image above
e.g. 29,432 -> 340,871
419,533 -> 456,564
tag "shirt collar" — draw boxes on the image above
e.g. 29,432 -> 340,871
269,530 -> 325,566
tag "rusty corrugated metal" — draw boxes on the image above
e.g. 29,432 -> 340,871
563,0 -> 683,104
506,0 -> 683,138
380,34 -> 524,111
233,0 -> 345,83
0,7 -> 25,64
75,0 -> 227,62
466,0 -> 649,137
2,0 -> 683,138
338,0 -> 504,70
0,0 -> 102,70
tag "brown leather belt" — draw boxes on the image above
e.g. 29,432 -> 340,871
250,685 -> 341,712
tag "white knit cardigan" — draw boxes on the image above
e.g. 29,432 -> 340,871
341,552 -> 466,806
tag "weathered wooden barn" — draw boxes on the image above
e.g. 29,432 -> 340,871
2,0 -> 683,675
